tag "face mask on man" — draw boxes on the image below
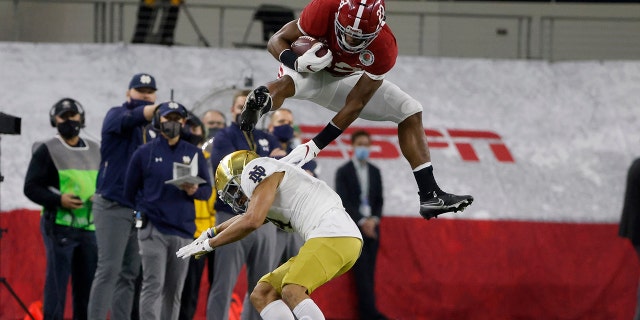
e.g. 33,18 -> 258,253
354,146 -> 370,161
180,125 -> 203,146
57,120 -> 81,139
128,98 -> 154,109
208,127 -> 221,139
272,124 -> 294,143
186,133 -> 203,145
160,121 -> 182,139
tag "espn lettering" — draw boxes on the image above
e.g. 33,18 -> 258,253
297,125 -> 514,163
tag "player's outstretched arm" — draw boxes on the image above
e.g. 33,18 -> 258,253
214,214 -> 242,235
177,174 -> 282,260
209,172 -> 283,247
176,214 -> 241,260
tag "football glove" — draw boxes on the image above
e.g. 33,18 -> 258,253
295,44 -> 333,73
195,227 -> 216,242
176,237 -> 214,260
281,140 -> 320,167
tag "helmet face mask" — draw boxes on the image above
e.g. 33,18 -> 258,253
215,150 -> 260,214
334,0 -> 386,53
218,177 -> 249,213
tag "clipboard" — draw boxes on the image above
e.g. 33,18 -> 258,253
164,152 -> 206,186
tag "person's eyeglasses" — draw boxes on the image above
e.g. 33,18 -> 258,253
207,121 -> 225,127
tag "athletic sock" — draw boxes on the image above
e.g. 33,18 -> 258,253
260,300 -> 295,320
413,163 -> 442,200
292,298 -> 325,320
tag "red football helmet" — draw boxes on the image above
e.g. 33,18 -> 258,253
334,0 -> 386,53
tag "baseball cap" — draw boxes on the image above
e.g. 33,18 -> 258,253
129,73 -> 157,90
52,98 -> 82,117
157,101 -> 187,118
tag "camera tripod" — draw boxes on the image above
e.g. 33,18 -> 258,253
0,229 -> 35,320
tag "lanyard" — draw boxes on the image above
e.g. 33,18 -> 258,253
242,130 -> 256,152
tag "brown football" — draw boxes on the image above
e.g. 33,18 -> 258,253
291,36 -> 329,57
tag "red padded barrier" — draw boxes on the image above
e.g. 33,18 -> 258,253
1,210 -> 637,320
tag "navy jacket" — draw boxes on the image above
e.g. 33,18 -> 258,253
124,137 -> 212,238
210,123 -> 281,213
335,160 -> 384,224
96,102 -> 152,207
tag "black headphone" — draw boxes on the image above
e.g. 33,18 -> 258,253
151,105 -> 162,130
49,98 -> 85,128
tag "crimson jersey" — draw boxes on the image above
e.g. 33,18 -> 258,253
297,0 -> 398,79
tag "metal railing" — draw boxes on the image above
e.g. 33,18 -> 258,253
539,15 -> 640,61
70,1 -> 536,59
3,0 -> 640,60
106,2 -> 264,47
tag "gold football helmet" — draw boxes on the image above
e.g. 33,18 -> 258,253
215,150 -> 260,213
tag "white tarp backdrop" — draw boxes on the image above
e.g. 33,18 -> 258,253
1,43 -> 639,222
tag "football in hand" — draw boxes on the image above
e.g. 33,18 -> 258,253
291,36 -> 329,57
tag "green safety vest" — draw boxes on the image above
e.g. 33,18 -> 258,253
42,136 -> 100,230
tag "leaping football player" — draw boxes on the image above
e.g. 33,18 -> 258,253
239,0 -> 473,219
177,150 -> 363,320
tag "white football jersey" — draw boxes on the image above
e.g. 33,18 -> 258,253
241,157 -> 362,241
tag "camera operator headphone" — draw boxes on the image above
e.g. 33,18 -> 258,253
49,98 -> 85,128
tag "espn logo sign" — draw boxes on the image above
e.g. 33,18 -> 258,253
298,125 -> 514,163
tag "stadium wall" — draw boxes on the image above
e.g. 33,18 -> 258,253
1,43 -> 639,319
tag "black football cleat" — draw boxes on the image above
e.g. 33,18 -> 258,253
419,191 -> 473,220
239,86 -> 272,132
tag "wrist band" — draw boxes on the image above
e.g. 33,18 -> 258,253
312,122 -> 343,149
279,49 -> 298,70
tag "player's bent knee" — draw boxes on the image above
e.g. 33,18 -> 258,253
281,283 -> 308,309
396,98 -> 423,124
400,111 -> 423,127
250,282 -> 278,311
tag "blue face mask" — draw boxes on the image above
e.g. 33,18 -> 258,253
354,146 -> 370,160
127,98 -> 154,109
272,124 -> 294,143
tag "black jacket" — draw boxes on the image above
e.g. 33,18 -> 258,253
619,158 -> 640,245
335,160 -> 383,224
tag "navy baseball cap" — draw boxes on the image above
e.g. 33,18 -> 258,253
157,101 -> 187,118
129,73 -> 157,90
